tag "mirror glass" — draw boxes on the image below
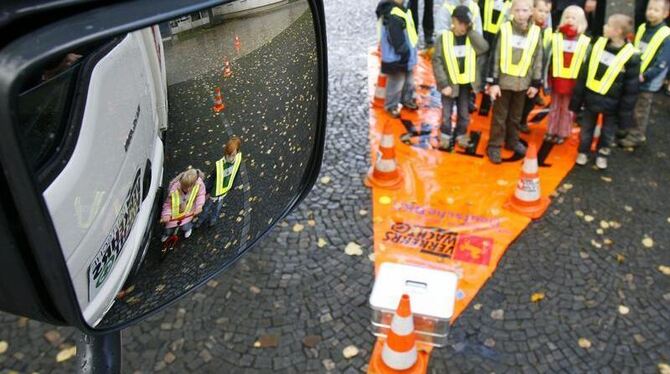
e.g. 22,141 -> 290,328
15,0 -> 318,328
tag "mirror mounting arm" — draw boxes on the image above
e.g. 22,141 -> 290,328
76,331 -> 122,374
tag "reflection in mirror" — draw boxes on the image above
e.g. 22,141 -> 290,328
16,0 -> 318,328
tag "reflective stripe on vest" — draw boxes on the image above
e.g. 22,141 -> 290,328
390,7 -> 418,47
215,152 -> 242,197
171,184 -> 200,219
586,38 -> 635,95
634,23 -> 670,74
500,22 -> 541,77
442,31 -> 476,84
483,0 -> 511,34
444,2 -> 480,31
552,33 -> 591,79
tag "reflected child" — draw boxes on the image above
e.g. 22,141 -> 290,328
160,168 -> 206,241
197,136 -> 243,228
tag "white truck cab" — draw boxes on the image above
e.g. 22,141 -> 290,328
19,26 -> 168,326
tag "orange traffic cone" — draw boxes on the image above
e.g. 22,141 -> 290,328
368,294 -> 428,374
504,143 -> 550,219
223,58 -> 233,78
212,87 -> 225,113
373,73 -> 387,108
365,120 -> 403,189
234,35 -> 241,54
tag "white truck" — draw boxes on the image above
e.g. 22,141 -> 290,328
24,26 -> 168,326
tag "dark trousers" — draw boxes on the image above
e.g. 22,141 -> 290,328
586,0 -> 606,38
197,197 -> 224,227
578,108 -> 616,154
408,0 -> 434,41
488,90 -> 526,149
478,31 -> 498,115
635,0 -> 649,28
441,87 -> 471,137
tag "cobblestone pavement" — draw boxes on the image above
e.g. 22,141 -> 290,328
2,0 -> 669,373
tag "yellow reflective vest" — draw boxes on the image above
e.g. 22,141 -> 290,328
441,31 -> 476,84
552,33 -> 591,79
483,0 -> 511,34
634,23 -> 670,74
390,7 -> 418,47
214,152 -> 242,197
171,184 -> 200,220
586,38 -> 636,95
499,22 -> 541,77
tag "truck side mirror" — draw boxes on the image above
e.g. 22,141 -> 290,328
0,0 -> 326,332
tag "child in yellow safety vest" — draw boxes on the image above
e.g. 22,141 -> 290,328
519,0 -> 553,134
543,5 -> 589,144
619,0 -> 670,148
569,14 -> 640,170
486,0 -> 544,164
160,168 -> 206,241
197,136 -> 243,228
478,0 -> 512,115
432,5 -> 489,150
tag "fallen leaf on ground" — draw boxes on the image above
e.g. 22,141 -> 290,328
578,338 -> 592,349
618,305 -> 630,315
584,215 -> 594,222
490,309 -> 504,320
600,221 -> 609,229
368,252 -> 375,262
596,229 -> 604,235
359,209 -> 368,216
257,335 -> 278,348
624,205 -> 633,212
659,265 -> 670,275
473,303 -> 482,310
249,286 -> 261,294
563,183 -> 573,190
56,346 -> 76,362
591,240 -> 602,248
531,292 -> 545,303
307,220 -> 316,226
0,341 -> 7,354
317,238 -> 327,248
601,176 -> 612,183
342,345 -> 359,359
292,224 -> 304,233
615,254 -> 625,263
344,242 -> 363,256
604,238 -> 613,245
659,363 -> 670,374
319,176 -> 331,185
642,236 -> 654,248
575,210 -> 584,217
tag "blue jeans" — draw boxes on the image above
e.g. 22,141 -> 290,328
578,109 -> 616,155
196,197 -> 224,227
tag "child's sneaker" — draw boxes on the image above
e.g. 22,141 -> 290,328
386,107 -> 401,118
576,153 -> 588,166
184,228 -> 193,239
618,133 -> 645,148
403,100 -> 418,110
505,142 -> 527,156
456,134 -> 472,148
595,156 -> 608,170
487,147 -> 502,164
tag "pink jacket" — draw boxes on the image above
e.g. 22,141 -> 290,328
161,177 -> 206,228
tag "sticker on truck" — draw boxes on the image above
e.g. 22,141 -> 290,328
88,169 -> 142,301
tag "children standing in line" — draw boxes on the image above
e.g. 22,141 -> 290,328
518,0 -> 553,134
569,14 -> 640,170
486,0 -> 544,164
433,6 -> 490,150
544,6 -> 590,144
618,0 -> 670,148
376,0 -> 419,118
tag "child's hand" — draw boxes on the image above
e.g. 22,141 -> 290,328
639,74 -> 645,83
527,87 -> 538,98
489,85 -> 501,101
441,87 -> 453,97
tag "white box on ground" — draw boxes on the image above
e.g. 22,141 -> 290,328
370,262 -> 458,347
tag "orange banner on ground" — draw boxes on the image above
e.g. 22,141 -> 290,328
368,49 -> 579,322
